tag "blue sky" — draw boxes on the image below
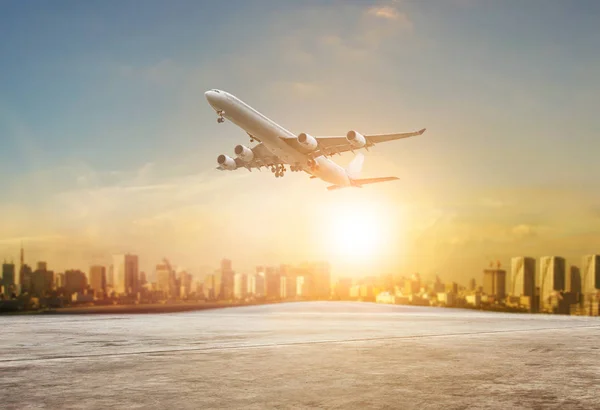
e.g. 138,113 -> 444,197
1,0 -> 600,280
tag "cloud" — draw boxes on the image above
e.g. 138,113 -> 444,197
366,6 -> 413,29
511,224 -> 538,239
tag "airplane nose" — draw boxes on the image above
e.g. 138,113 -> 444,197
205,90 -> 215,103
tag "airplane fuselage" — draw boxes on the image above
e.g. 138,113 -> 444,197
205,90 -> 351,186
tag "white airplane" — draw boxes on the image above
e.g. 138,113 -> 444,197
205,89 -> 425,190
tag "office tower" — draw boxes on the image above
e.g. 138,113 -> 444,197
112,254 -> 139,295
37,261 -> 47,271
469,278 -> 476,291
483,269 -> 506,300
279,275 -> 287,299
265,266 -> 280,299
156,263 -> 172,297
581,255 -> 600,296
65,270 -> 88,295
312,262 -> 331,299
107,265 -> 114,287
89,266 -> 107,297
568,266 -> 582,294
219,258 -> 234,300
510,257 -> 536,297
234,273 -> 247,299
178,271 -> 192,298
31,264 -> 54,298
539,256 -> 566,308
2,262 -> 16,297
247,274 -> 256,296
254,274 -> 265,297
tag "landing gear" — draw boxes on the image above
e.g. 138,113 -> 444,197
216,110 -> 225,123
273,164 -> 286,178
307,158 -> 319,171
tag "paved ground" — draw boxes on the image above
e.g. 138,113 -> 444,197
1,302 -> 599,409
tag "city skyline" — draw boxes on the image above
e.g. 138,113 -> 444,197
2,1 -> 600,280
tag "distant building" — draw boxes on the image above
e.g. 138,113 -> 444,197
265,267 -> 280,299
156,264 -> 174,297
30,267 -> 53,297
1,262 -> 16,297
568,266 -> 582,294
178,271 -> 192,298
333,277 -> 352,299
510,257 -> 536,297
279,276 -> 287,299
483,269 -> 506,300
112,254 -> 139,295
466,293 -> 481,307
234,273 -> 247,300
65,270 -> 88,295
468,278 -> 477,292
581,255 -> 600,297
539,256 -> 566,311
220,258 -> 234,300
89,265 -> 107,298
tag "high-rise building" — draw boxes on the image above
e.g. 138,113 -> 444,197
31,263 -> 54,297
581,255 -> 600,296
234,273 -> 247,299
156,264 -> 173,297
219,259 -> 235,300
279,275 -> 287,299
178,271 -> 192,298
568,266 -> 582,294
468,278 -> 477,292
483,269 -> 506,300
107,265 -> 114,287
265,266 -> 280,299
89,266 -> 107,297
539,256 -> 566,309
510,257 -> 536,297
312,262 -> 331,299
2,262 -> 16,297
65,270 -> 88,295
112,254 -> 139,295
55,272 -> 66,289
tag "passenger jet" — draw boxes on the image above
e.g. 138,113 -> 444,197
205,89 -> 425,190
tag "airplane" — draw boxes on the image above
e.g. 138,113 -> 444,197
205,89 -> 426,190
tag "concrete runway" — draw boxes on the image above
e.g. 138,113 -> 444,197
1,302 -> 599,409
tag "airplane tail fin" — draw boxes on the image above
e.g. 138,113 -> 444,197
346,152 -> 364,180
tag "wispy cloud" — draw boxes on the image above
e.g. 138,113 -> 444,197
367,6 -> 413,29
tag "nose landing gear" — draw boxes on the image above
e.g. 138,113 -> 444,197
216,110 -> 225,123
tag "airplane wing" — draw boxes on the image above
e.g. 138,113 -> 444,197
285,128 -> 426,157
216,143 -> 284,171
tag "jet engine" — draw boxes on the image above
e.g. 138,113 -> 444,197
234,144 -> 254,162
297,133 -> 318,151
346,130 -> 366,148
217,154 -> 237,170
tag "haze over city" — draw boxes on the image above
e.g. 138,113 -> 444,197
1,0 -> 600,281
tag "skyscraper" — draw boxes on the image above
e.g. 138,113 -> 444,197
220,258 -> 234,300
483,269 -> 506,300
65,270 -> 88,295
568,266 -> 582,294
581,255 -> 600,296
539,256 -> 566,309
112,254 -> 139,295
510,257 -> 536,297
89,265 -> 107,297
2,262 -> 16,297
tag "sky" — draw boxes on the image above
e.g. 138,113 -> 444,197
1,0 -> 600,282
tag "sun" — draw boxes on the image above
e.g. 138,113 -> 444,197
327,206 -> 386,262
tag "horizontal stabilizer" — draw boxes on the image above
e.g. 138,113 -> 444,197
352,176 -> 399,186
326,176 -> 399,191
